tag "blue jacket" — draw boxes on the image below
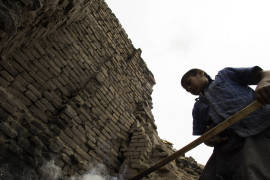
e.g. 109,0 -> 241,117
193,66 -> 270,137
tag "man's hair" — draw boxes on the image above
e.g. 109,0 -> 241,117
181,68 -> 212,88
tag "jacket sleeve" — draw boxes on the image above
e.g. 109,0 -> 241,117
192,99 -> 211,135
219,66 -> 262,85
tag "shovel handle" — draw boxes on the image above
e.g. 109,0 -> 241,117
129,100 -> 263,180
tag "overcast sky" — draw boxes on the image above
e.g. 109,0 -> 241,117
105,0 -> 270,165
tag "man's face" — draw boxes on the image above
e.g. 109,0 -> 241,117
183,72 -> 209,95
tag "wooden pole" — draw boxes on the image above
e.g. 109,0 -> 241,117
129,100 -> 263,180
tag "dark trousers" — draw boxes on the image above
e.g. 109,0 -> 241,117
200,127 -> 270,180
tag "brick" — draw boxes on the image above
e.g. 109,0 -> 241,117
59,131 -> 77,150
18,136 -> 31,150
40,98 -> 55,112
1,61 -> 19,76
0,99 -> 16,114
27,84 -> 42,99
33,60 -> 53,79
58,84 -> 70,97
0,70 -> 14,82
86,140 -> 96,149
49,139 -> 62,153
11,60 -> 24,73
45,80 -> 57,90
30,136 -> 44,148
0,77 -> 9,87
71,126 -> 86,142
0,122 -> 18,138
21,72 -> 34,83
8,87 -> 32,106
28,71 -> 46,87
12,50 -> 30,69
42,91 -> 62,108
25,90 -> 38,102
47,58 -> 62,74
35,70 -> 49,82
12,80 -> 27,92
64,105 -> 77,118
35,100 -> 48,112
74,145 -> 91,161
29,105 -> 48,123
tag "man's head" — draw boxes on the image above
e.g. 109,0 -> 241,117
181,69 -> 210,95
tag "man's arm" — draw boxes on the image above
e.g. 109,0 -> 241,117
255,70 -> 270,104
203,125 -> 228,147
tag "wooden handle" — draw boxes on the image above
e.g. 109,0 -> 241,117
129,100 -> 263,180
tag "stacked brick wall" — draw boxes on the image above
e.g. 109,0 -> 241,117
0,0 -> 95,56
0,0 -> 202,179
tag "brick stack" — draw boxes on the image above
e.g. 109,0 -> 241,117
0,0 -> 202,179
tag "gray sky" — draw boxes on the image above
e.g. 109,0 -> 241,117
105,0 -> 270,165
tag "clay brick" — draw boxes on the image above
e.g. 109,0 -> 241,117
1,61 -> 19,76
86,140 -> 96,149
12,51 -> 31,71
28,84 -> 42,98
59,131 -> 77,150
8,86 -> 32,106
74,145 -> 91,161
0,99 -> 16,114
28,71 -> 46,87
49,139 -> 62,153
61,153 -> 71,164
0,122 -> 18,138
42,91 -> 62,108
21,72 -> 34,83
0,77 -> 9,88
40,98 -> 55,112
57,76 -> 68,86
71,126 -> 86,143
53,53 -> 66,69
25,90 -> 38,102
11,60 -> 24,73
108,121 -> 120,132
64,105 -> 77,118
86,129 -> 97,141
58,84 -> 71,97
29,105 -> 48,123
36,70 -> 49,82
34,60 -> 53,79
18,136 -> 31,150
92,127 -> 101,136
30,136 -> 45,148
35,100 -> 48,112
0,70 -> 14,82
34,43 -> 46,56
47,59 -> 62,74
45,80 -> 57,90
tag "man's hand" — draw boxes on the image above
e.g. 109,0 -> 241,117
203,125 -> 228,147
255,71 -> 270,105
204,136 -> 228,147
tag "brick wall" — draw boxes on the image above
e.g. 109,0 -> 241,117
0,0 -> 202,179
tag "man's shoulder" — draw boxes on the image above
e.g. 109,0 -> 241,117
193,96 -> 209,108
214,67 -> 241,82
216,67 -> 234,76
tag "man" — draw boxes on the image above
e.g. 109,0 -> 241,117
181,66 -> 270,180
